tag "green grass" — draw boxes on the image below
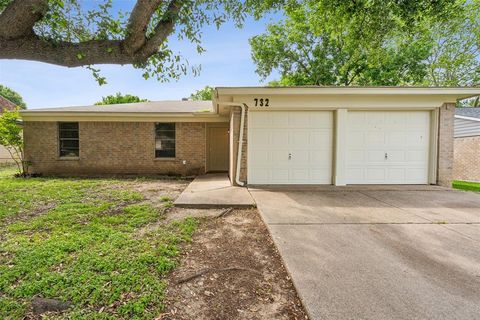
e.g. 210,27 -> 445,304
452,180 -> 480,192
0,166 -> 197,319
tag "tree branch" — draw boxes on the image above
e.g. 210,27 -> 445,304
0,0 -> 49,39
137,0 -> 183,59
0,0 -> 186,67
0,36 -> 132,66
124,0 -> 164,54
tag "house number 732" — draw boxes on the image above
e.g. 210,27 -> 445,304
253,98 -> 269,107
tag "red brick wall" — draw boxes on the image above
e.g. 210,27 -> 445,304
24,121 -> 206,176
453,136 -> 480,182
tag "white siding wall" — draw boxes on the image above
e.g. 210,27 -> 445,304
454,117 -> 480,138
0,145 -> 15,163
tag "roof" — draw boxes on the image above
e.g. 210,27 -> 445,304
215,86 -> 480,99
455,108 -> 480,120
0,96 -> 17,113
20,100 -> 225,123
22,100 -> 213,113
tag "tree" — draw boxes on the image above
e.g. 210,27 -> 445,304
189,86 -> 214,100
423,0 -> 480,86
0,85 -> 26,109
0,109 -> 28,175
0,0 -> 282,84
95,93 -> 148,105
458,97 -> 480,108
250,0 -> 462,86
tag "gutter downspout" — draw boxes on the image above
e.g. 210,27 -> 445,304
215,101 -> 248,187
235,103 -> 247,186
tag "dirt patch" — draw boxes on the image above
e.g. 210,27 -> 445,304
130,179 -> 189,208
162,209 -> 308,320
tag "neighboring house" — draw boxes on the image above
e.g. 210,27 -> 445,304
0,95 -> 17,164
20,87 -> 480,186
454,107 -> 480,182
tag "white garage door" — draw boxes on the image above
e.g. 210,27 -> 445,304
347,111 -> 430,184
248,111 -> 333,184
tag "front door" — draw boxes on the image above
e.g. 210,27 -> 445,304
207,125 -> 229,172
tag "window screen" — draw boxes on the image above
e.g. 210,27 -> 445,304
155,123 -> 175,158
59,122 -> 79,157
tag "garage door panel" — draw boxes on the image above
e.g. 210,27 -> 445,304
347,111 -> 430,184
367,150 -> 387,162
249,112 -> 271,127
407,112 -> 430,127
386,150 -> 406,162
249,129 -> 270,148
270,150 -> 289,163
250,150 -> 269,164
309,112 -> 333,128
406,131 -> 429,146
271,169 -> 289,183
348,150 -> 365,163
388,132 -> 407,145
271,131 -> 289,148
290,131 -> 310,145
311,150 -> 332,163
367,132 -> 386,145
290,149 -> 309,163
348,132 -> 365,146
367,113 -> 385,125
311,130 -> 333,146
406,168 -> 428,182
272,113 -> 289,127
249,111 -> 333,185
406,150 -> 427,162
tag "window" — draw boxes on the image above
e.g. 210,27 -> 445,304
155,123 -> 175,158
59,122 -> 79,157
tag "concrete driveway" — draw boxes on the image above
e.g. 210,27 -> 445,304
249,186 -> 480,320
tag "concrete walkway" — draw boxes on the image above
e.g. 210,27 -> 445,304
174,173 -> 255,208
250,186 -> 480,320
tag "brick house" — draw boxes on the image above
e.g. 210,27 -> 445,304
20,87 -> 480,186
454,108 -> 480,182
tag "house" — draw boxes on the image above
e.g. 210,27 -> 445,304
454,107 -> 480,182
20,87 -> 480,186
0,95 -> 18,164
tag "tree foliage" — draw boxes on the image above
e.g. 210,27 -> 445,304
0,0 -> 284,84
189,85 -> 214,100
0,109 -> 28,175
251,0 -> 478,87
94,93 -> 148,105
0,85 -> 26,109
424,0 -> 480,86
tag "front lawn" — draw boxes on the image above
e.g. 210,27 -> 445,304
0,166 -> 196,319
452,180 -> 480,192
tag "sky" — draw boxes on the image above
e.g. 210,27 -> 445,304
0,2 -> 281,109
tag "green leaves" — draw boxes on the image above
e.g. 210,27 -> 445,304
21,0 -> 285,83
189,86 -> 214,101
0,85 -> 26,109
250,0 -> 474,86
94,93 -> 148,105
0,110 -> 22,149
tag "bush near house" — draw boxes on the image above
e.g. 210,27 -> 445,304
452,180 -> 480,192
0,166 -> 196,319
